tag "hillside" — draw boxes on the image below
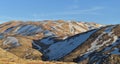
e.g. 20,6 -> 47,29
0,47 -> 75,64
33,24 -> 120,64
0,20 -> 111,64
0,20 -> 102,39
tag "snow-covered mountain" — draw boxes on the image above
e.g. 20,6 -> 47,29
0,20 -> 113,64
0,20 -> 102,39
33,24 -> 120,64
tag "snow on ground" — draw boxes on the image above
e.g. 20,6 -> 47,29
69,22 -> 75,34
104,25 -> 115,33
103,38 -> 120,52
32,41 -> 42,50
13,25 -> 43,35
80,25 -> 117,60
68,22 -> 87,34
42,29 -> 97,60
75,25 -> 120,63
40,37 -> 55,45
22,26 -> 43,35
3,24 -> 43,36
90,25 -> 116,50
43,30 -> 56,37
13,26 -> 21,33
87,36 -> 111,53
3,37 -> 20,47
16,25 -> 33,34
73,24 -> 87,33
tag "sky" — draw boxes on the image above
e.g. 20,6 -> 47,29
0,0 -> 120,24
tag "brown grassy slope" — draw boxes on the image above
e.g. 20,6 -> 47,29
0,47 -> 24,64
0,47 -> 76,64
0,36 -> 42,60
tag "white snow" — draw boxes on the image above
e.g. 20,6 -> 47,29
112,36 -> 118,43
84,22 -> 95,30
84,25 -> 117,57
40,37 -> 54,45
43,30 -> 55,37
13,26 -> 21,33
14,25 -> 43,35
104,26 -> 115,33
62,36 -> 68,40
32,42 -> 41,50
81,28 -> 119,64
68,22 -> 87,34
103,37 -> 119,52
16,25 -> 33,34
57,23 -> 64,28
50,22 -> 64,32
87,33 -> 111,53
73,24 -> 87,32
69,22 -> 75,34
43,29 -> 97,60
22,26 -> 43,35
3,37 -> 20,47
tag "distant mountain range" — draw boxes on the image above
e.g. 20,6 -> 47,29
1,20 -> 120,64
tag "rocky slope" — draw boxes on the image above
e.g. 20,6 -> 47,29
2,21 -> 120,64
0,20 -> 102,64
33,24 -> 120,64
1,21 -> 120,64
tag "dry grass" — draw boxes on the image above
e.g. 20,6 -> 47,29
0,48 -> 75,64
0,47 -> 76,64
0,36 -> 42,60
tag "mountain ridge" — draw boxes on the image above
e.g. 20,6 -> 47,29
33,24 -> 120,64
2,21 -> 120,64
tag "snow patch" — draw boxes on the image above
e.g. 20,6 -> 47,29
40,37 -> 55,45
3,37 -> 20,47
43,30 -> 56,37
42,29 -> 97,60
32,42 -> 42,50
14,25 -> 43,35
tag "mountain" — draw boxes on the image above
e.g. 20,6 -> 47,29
33,24 -> 120,64
0,20 -> 102,39
0,20 -> 104,64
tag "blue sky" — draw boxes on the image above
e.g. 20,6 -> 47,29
0,0 -> 120,24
